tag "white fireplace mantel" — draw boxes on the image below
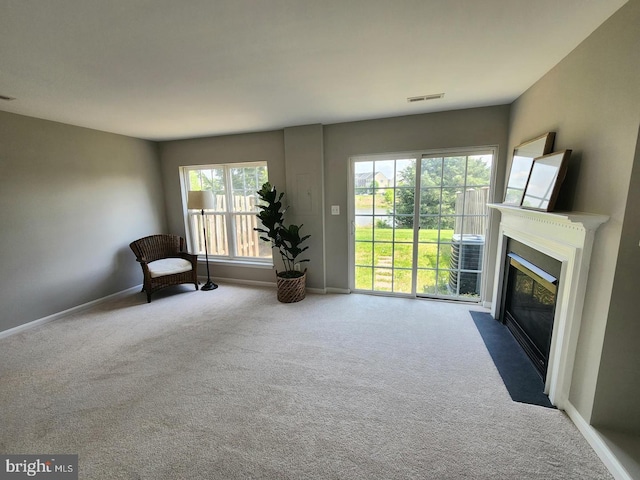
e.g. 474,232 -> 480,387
487,203 -> 608,409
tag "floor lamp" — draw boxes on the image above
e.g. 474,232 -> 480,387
187,190 -> 218,291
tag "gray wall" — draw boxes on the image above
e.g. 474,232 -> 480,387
591,123 -> 640,433
507,0 -> 640,430
284,125 -> 326,290
322,106 -> 511,293
0,111 -> 166,332
159,109 -> 511,294
158,130 -> 287,285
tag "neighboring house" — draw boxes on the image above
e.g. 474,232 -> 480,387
354,171 -> 391,190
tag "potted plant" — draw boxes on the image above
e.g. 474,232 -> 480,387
255,182 -> 310,303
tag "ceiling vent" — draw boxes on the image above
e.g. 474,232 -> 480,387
407,93 -> 444,103
0,94 -> 16,101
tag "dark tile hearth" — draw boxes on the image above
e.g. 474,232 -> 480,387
471,310 -> 554,409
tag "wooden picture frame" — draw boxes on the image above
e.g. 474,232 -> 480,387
521,150 -> 572,212
504,132 -> 555,205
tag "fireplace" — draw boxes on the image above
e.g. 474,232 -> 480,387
502,248 -> 560,380
488,204 -> 608,409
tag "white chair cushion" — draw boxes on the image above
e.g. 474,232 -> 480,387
148,258 -> 193,278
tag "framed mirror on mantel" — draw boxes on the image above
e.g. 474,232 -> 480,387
504,132 -> 555,206
521,150 -> 572,212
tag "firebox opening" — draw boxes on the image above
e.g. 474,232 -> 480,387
501,240 -> 561,381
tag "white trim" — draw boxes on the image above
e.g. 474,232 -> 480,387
204,278 -> 339,295
306,287 -> 326,294
180,161 -> 270,261
347,159 -> 356,292
198,257 -> 274,269
349,147 -> 498,300
564,402 -> 633,480
207,278 -> 329,295
488,204 -> 608,409
206,276 -> 275,288
326,287 -> 351,294
0,285 -> 142,339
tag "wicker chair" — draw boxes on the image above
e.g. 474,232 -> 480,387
129,234 -> 199,303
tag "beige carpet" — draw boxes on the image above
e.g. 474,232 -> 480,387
0,284 -> 612,479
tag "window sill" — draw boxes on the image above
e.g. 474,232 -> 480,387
195,256 -> 274,270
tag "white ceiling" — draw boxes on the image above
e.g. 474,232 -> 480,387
0,0 -> 627,141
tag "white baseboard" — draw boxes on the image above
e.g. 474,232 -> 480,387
0,285 -> 142,340
1,281 -> 341,339
207,277 -> 350,295
207,276 -> 276,288
564,401 -> 633,480
326,287 -> 351,294
306,287 -> 326,294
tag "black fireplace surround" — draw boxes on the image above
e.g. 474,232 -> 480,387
500,240 -> 561,380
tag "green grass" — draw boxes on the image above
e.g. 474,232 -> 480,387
355,226 -> 452,243
352,193 -> 481,298
354,226 -> 455,294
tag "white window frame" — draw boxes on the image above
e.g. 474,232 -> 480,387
348,146 -> 498,301
180,162 -> 273,268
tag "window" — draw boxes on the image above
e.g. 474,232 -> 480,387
351,148 -> 495,300
181,162 -> 272,263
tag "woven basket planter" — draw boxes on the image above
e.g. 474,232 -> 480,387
276,269 -> 307,303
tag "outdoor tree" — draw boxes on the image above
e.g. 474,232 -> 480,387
393,156 -> 490,229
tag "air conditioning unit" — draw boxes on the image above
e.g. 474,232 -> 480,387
449,234 -> 485,295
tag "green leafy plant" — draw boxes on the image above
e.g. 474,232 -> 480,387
255,182 -> 310,278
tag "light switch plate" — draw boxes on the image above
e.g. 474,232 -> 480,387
331,205 -> 340,215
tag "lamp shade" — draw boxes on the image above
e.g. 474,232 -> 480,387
187,190 -> 216,210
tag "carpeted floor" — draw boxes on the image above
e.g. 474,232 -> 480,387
0,284 -> 612,479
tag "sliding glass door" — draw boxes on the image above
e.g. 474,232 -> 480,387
351,149 -> 494,301
353,157 -> 416,294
